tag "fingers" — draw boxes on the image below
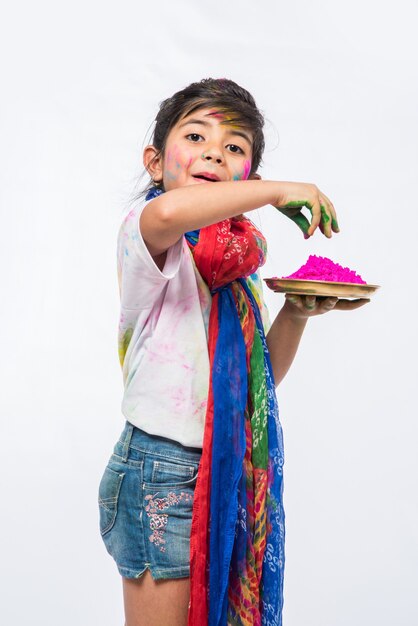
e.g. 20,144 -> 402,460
289,212 -> 311,238
285,295 -> 371,316
319,195 -> 336,237
316,297 -> 370,312
287,295 -> 330,312
285,294 -> 317,315
333,298 -> 370,310
309,189 -> 339,239
276,184 -> 340,239
305,296 -> 339,313
304,295 -> 316,310
306,191 -> 334,238
320,191 -> 340,233
306,197 -> 321,237
285,294 -> 304,311
319,204 -> 332,238
318,297 -> 338,312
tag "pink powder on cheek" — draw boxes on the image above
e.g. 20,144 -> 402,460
163,146 -> 190,182
171,145 -> 181,161
243,160 -> 251,180
232,160 -> 252,181
282,255 -> 367,284
171,145 -> 192,170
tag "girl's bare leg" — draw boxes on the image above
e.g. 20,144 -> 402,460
122,570 -> 190,626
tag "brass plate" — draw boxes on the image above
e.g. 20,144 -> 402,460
263,278 -> 380,299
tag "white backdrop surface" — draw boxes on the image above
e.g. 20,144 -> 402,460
1,1 -> 417,624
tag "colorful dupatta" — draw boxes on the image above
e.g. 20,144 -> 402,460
145,188 -> 285,626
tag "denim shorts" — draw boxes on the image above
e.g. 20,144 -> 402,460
98,420 -> 202,580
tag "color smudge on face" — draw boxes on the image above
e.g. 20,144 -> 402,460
161,110 -> 253,189
243,160 -> 251,180
207,108 -> 248,135
208,110 -> 225,119
282,255 -> 367,284
164,145 -> 186,181
232,159 -> 252,181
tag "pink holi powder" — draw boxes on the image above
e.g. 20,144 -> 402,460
282,255 -> 367,284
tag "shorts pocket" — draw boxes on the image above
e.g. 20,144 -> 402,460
98,465 -> 125,536
144,458 -> 199,489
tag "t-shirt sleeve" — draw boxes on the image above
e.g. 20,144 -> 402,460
117,199 -> 184,310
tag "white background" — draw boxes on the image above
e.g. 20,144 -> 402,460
1,1 -> 417,624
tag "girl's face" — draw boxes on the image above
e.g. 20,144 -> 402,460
144,107 -> 255,191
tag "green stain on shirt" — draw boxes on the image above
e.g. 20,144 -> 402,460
119,327 -> 133,367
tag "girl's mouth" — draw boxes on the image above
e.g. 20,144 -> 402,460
192,173 -> 220,182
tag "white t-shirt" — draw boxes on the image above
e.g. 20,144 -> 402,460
117,197 -> 271,448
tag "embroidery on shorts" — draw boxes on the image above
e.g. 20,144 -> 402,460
144,491 -> 194,552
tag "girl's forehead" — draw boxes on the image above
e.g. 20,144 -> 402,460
177,106 -> 246,128
175,107 -> 254,143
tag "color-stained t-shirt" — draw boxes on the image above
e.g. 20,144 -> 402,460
117,197 -> 272,448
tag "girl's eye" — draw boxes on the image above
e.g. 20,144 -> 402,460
227,144 -> 244,154
186,133 -> 204,142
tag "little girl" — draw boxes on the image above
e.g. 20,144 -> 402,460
98,77 -> 368,626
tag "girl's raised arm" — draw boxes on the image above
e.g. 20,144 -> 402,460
140,179 -> 336,258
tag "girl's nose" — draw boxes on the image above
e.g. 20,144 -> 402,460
202,147 -> 223,164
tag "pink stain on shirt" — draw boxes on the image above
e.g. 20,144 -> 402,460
282,255 -> 367,284
171,386 -> 187,410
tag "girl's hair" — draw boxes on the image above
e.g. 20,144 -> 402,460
133,77 -> 265,201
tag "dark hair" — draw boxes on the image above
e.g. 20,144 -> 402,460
132,77 -> 265,201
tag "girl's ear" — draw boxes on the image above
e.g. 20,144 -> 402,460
143,145 -> 163,183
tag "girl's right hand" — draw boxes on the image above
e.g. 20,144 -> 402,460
272,182 -> 340,239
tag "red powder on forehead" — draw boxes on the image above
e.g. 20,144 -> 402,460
282,255 -> 367,284
207,109 -> 224,118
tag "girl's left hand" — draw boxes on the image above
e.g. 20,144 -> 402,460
284,294 -> 370,318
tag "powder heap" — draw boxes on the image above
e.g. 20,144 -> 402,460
282,255 -> 366,284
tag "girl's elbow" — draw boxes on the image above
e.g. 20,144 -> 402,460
141,197 -> 179,248
146,196 -> 175,227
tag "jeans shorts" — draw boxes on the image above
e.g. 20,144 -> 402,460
98,420 -> 202,580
